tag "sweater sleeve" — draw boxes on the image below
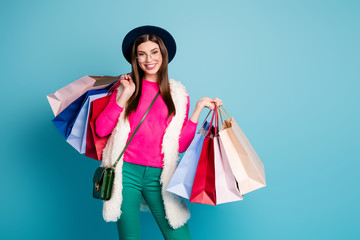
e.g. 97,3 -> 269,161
178,94 -> 198,153
95,89 -> 124,137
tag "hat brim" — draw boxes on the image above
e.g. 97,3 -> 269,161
122,25 -> 176,64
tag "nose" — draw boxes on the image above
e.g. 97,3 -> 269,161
145,54 -> 152,62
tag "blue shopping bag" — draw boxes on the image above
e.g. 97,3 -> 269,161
66,92 -> 107,153
52,84 -> 113,139
166,119 -> 210,199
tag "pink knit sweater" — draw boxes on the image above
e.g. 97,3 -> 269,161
95,78 -> 198,168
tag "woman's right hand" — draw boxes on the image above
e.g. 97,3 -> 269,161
116,73 -> 136,107
118,73 -> 136,99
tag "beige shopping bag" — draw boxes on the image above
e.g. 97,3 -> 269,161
47,75 -> 119,116
218,106 -> 266,195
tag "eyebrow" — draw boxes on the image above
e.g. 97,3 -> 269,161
138,48 -> 159,53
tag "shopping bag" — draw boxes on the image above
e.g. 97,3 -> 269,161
166,114 -> 211,199
218,106 -> 266,195
47,75 -> 119,117
190,107 -> 218,205
52,87 -> 111,139
66,92 -> 107,153
85,81 -> 121,161
214,119 -> 243,204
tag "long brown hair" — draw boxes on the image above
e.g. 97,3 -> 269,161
123,34 -> 176,120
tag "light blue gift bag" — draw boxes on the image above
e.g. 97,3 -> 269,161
66,92 -> 107,153
166,110 -> 212,199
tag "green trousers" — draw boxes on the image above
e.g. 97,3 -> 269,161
116,161 -> 192,240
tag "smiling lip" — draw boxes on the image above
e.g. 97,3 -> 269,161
145,63 -> 156,70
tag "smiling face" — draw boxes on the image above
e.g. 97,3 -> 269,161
136,41 -> 163,80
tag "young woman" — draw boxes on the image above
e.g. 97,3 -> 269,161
95,25 -> 222,240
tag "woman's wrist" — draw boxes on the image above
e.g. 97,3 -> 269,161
189,102 -> 204,123
116,92 -> 131,108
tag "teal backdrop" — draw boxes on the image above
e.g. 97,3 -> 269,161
1,0 -> 359,239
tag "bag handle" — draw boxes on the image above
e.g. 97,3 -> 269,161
218,107 -> 224,126
197,109 -> 212,133
215,106 -> 220,135
214,106 -> 219,136
106,75 -> 130,97
112,90 -> 160,169
218,105 -> 230,120
218,105 -> 226,125
106,79 -> 121,97
206,105 -> 218,137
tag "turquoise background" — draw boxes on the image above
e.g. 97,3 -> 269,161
1,0 -> 359,239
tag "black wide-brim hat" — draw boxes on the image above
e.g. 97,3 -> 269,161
122,25 -> 177,64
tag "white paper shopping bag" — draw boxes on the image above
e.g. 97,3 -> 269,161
218,106 -> 266,195
214,135 -> 243,204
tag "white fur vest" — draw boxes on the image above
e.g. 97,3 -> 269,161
100,79 -> 190,229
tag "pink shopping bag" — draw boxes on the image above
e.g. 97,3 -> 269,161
47,75 -> 118,116
214,134 -> 243,204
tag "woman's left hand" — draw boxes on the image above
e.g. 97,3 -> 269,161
196,97 -> 223,110
190,97 -> 223,123
211,98 -> 223,108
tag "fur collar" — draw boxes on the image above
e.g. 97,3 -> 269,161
100,79 -> 190,229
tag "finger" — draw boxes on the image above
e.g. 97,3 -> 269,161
120,75 -> 129,80
119,79 -> 128,84
210,101 -> 219,107
119,80 -> 126,86
215,101 -> 222,106
212,98 -> 223,105
202,97 -> 213,101
211,102 -> 220,108
207,103 -> 215,110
